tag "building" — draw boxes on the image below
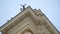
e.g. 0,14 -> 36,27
0,6 -> 59,34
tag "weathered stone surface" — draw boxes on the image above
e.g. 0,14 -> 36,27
0,6 -> 59,34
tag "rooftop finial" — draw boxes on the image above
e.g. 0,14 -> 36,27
20,4 -> 26,10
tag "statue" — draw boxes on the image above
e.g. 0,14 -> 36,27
20,4 -> 26,10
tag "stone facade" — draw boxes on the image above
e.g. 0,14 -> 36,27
0,6 -> 59,34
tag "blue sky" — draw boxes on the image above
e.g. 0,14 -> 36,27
0,0 -> 60,34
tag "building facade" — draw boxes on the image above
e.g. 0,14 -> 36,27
0,6 -> 59,34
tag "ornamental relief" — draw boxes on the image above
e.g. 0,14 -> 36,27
20,28 -> 34,34
23,30 -> 33,34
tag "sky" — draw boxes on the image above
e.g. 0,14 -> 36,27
0,0 -> 60,34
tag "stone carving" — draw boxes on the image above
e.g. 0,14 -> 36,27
24,31 -> 32,34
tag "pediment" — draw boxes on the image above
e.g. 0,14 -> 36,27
7,17 -> 37,34
0,6 -> 59,34
0,6 -> 41,33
